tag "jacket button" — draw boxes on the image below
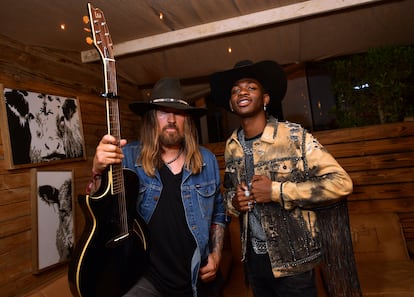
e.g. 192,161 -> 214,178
153,196 -> 159,201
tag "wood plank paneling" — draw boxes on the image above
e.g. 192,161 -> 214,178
0,188 -> 30,205
0,35 -> 142,297
0,216 -> 31,238
314,121 -> 414,144
349,183 -> 414,200
338,152 -> 414,172
325,136 -> 414,158
348,198 -> 414,214
349,167 -> 414,185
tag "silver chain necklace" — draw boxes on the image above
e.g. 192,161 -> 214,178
164,149 -> 183,165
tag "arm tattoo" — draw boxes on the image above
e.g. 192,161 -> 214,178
210,224 -> 225,259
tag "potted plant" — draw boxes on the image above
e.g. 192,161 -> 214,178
323,45 -> 414,128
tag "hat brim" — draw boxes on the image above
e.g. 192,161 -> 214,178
209,60 -> 287,118
129,101 -> 207,118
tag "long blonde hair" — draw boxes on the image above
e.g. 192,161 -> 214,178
139,110 -> 203,176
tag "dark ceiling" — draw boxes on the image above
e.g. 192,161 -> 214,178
1,0 -> 413,98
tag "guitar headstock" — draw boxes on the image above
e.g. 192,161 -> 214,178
84,2 -> 117,96
84,3 -> 114,61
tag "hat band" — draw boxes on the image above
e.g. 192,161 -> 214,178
151,98 -> 189,106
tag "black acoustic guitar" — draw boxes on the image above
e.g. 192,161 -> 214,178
68,3 -> 149,297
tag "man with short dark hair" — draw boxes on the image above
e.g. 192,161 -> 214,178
210,61 -> 354,297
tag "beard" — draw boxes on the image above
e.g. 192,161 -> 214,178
159,125 -> 185,147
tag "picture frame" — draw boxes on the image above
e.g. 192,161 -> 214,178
31,169 -> 75,273
0,84 -> 86,169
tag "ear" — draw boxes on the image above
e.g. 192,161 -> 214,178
263,93 -> 270,107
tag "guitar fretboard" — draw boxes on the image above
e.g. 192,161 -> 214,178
106,98 -> 124,195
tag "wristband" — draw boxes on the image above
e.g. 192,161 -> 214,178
92,169 -> 102,180
86,170 -> 102,195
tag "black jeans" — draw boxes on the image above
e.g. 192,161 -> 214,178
123,277 -> 161,297
246,252 -> 317,297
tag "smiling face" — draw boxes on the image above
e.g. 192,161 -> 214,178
229,78 -> 270,118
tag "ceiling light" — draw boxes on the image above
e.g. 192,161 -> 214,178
159,12 -> 164,20
227,47 -> 232,53
60,24 -> 66,30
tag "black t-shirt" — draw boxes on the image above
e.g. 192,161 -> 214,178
147,164 -> 196,297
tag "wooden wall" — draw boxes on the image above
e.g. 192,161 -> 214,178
1,31 -> 413,296
0,35 -> 142,297
316,121 -> 414,250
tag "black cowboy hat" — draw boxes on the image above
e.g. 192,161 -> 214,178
129,77 -> 207,117
209,60 -> 287,118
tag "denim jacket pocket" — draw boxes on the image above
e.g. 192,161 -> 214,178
195,182 -> 217,219
137,183 -> 161,222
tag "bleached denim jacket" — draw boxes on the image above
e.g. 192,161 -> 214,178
122,141 -> 226,297
224,117 -> 353,278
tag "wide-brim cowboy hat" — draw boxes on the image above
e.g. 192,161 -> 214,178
209,60 -> 287,118
129,77 -> 207,117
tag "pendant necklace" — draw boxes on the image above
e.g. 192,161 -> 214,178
165,149 -> 183,165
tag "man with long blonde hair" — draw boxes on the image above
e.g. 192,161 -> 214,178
89,77 -> 226,297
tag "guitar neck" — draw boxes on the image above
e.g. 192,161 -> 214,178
106,97 -> 124,194
104,55 -> 123,194
104,57 -> 119,140
87,2 -> 124,195
104,58 -> 117,98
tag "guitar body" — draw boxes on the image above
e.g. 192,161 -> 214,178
68,169 -> 149,297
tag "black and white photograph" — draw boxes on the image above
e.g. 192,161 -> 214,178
0,86 -> 85,169
31,169 -> 74,273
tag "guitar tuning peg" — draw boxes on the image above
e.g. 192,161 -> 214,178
83,27 -> 91,33
83,15 -> 90,24
86,37 -> 94,45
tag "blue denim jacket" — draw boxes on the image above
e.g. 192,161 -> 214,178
122,141 -> 225,296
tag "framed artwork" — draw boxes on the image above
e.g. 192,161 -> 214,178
0,84 -> 86,169
31,169 -> 75,273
